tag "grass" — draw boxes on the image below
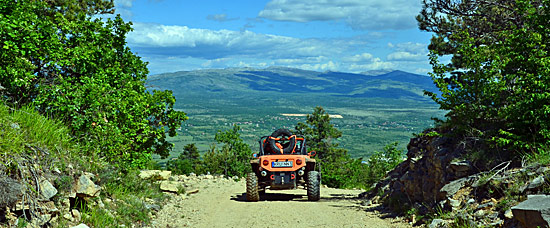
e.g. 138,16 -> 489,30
0,104 -> 76,172
0,103 -> 168,227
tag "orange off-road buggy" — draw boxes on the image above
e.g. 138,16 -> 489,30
246,129 -> 320,201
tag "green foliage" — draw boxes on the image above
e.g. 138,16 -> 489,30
294,107 -> 405,189
201,125 -> 252,177
362,142 -> 404,187
167,143 -> 202,175
295,106 -> 349,187
92,168 -> 168,227
0,103 -> 90,175
0,0 -> 187,168
419,0 -> 550,158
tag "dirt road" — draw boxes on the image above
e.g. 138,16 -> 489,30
149,176 -> 408,228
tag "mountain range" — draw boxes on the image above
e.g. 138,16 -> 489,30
148,66 -> 437,100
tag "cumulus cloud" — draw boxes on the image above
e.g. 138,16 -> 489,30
127,23 -> 422,74
387,42 -> 428,62
258,0 -> 420,30
128,23 -> 343,60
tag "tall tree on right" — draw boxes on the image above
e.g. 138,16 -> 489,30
295,106 -> 349,187
418,0 -> 550,159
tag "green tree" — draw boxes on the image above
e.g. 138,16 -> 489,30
0,0 -> 187,168
167,144 -> 202,175
418,0 -> 550,158
202,125 -> 252,177
295,106 -> 347,162
295,106 -> 351,187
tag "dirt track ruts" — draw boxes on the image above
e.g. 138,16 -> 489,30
148,176 -> 409,228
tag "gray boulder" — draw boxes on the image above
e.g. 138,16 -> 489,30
512,195 -> 550,228
40,178 -> 58,199
75,174 -> 101,197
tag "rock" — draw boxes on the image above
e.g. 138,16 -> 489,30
448,198 -> 461,208
72,209 -> 81,222
98,199 -> 105,208
71,224 -> 90,228
0,176 -> 22,208
40,178 -> 58,199
504,209 -> 514,219
41,201 -> 59,214
75,174 -> 101,197
512,195 -> 550,228
145,203 -> 161,211
63,213 -> 74,221
187,189 -> 199,195
450,160 -> 471,172
477,202 -> 494,210
139,170 -> 172,180
440,176 -> 473,198
159,181 -> 183,193
429,219 -> 446,228
10,123 -> 20,130
474,210 -> 486,218
528,175 -> 544,190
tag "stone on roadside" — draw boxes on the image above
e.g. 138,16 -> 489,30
187,189 -> 199,195
159,181 -> 183,193
139,170 -> 172,180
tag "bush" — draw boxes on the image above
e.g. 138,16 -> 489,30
0,0 -> 187,169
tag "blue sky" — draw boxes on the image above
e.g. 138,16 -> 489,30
113,0 -> 434,75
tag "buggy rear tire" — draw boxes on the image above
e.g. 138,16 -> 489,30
246,172 -> 260,201
307,171 -> 320,201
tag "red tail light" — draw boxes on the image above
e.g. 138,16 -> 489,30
262,159 -> 269,166
296,159 -> 302,165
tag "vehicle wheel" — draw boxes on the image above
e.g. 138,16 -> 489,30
246,172 -> 260,201
307,171 -> 320,201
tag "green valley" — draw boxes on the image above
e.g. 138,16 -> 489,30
148,67 -> 445,164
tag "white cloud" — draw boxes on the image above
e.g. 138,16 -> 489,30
387,51 -> 425,61
343,53 -> 374,62
128,23 -> 343,60
127,23 -> 427,74
258,0 -> 420,30
387,42 -> 428,62
388,42 -> 426,54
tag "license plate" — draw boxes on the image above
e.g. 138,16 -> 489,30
272,161 -> 293,168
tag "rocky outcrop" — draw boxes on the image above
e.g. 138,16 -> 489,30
512,195 -> 550,228
367,128 -> 550,227
373,129 -> 472,207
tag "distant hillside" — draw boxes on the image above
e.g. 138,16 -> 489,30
148,67 -> 437,100
147,67 -> 444,161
